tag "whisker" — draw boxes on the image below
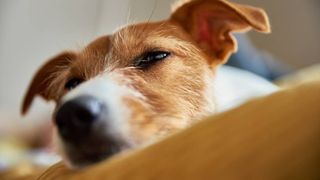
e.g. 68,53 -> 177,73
137,0 -> 159,40
126,6 -> 132,25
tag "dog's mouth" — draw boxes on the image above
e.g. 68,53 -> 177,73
60,134 -> 126,168
57,122 -> 133,168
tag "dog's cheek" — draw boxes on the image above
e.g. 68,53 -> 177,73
123,95 -> 190,146
123,97 -> 160,145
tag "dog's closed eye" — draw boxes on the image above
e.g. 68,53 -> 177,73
134,51 -> 170,69
65,78 -> 84,90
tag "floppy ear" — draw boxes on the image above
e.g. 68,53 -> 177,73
21,52 -> 75,115
170,0 -> 270,65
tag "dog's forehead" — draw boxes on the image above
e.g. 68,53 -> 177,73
108,21 -> 183,60
82,21 -> 193,60
83,22 -> 169,51
85,35 -> 111,54
71,21 -> 201,78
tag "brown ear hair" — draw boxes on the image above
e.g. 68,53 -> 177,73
21,52 -> 75,115
170,0 -> 270,65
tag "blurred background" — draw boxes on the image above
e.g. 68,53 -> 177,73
0,0 -> 320,172
0,0 -> 319,169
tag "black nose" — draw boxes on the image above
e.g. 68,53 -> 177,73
55,95 -> 105,141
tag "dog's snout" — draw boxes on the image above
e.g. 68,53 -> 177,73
55,95 -> 105,140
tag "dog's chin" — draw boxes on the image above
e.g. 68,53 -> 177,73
58,135 -> 131,169
63,144 -> 120,169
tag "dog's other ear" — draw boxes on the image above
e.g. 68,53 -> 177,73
170,0 -> 270,65
21,52 -> 75,115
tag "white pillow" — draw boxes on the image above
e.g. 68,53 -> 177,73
214,65 -> 278,112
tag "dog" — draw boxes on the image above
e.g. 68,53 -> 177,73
21,0 -> 275,169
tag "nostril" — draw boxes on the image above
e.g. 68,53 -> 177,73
73,99 -> 102,125
55,96 -> 105,140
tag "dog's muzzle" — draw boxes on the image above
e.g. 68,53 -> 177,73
54,95 -> 124,167
55,95 -> 105,141
52,75 -> 138,167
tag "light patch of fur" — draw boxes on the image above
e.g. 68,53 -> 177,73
61,71 -> 145,147
111,25 -> 142,55
202,69 -> 217,116
145,35 -> 201,58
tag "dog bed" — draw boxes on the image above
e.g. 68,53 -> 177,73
6,79 -> 319,180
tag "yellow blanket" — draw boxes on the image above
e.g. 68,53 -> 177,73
6,81 -> 320,180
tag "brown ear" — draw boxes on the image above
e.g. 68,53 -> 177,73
170,0 -> 270,65
21,52 -> 75,115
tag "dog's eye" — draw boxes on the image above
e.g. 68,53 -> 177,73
65,78 -> 83,90
134,51 -> 170,68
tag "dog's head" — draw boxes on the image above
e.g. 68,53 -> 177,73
22,0 -> 270,168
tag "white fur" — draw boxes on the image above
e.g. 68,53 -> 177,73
214,65 -> 278,112
61,72 -> 144,146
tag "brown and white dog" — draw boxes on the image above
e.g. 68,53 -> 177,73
22,0 -> 275,168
